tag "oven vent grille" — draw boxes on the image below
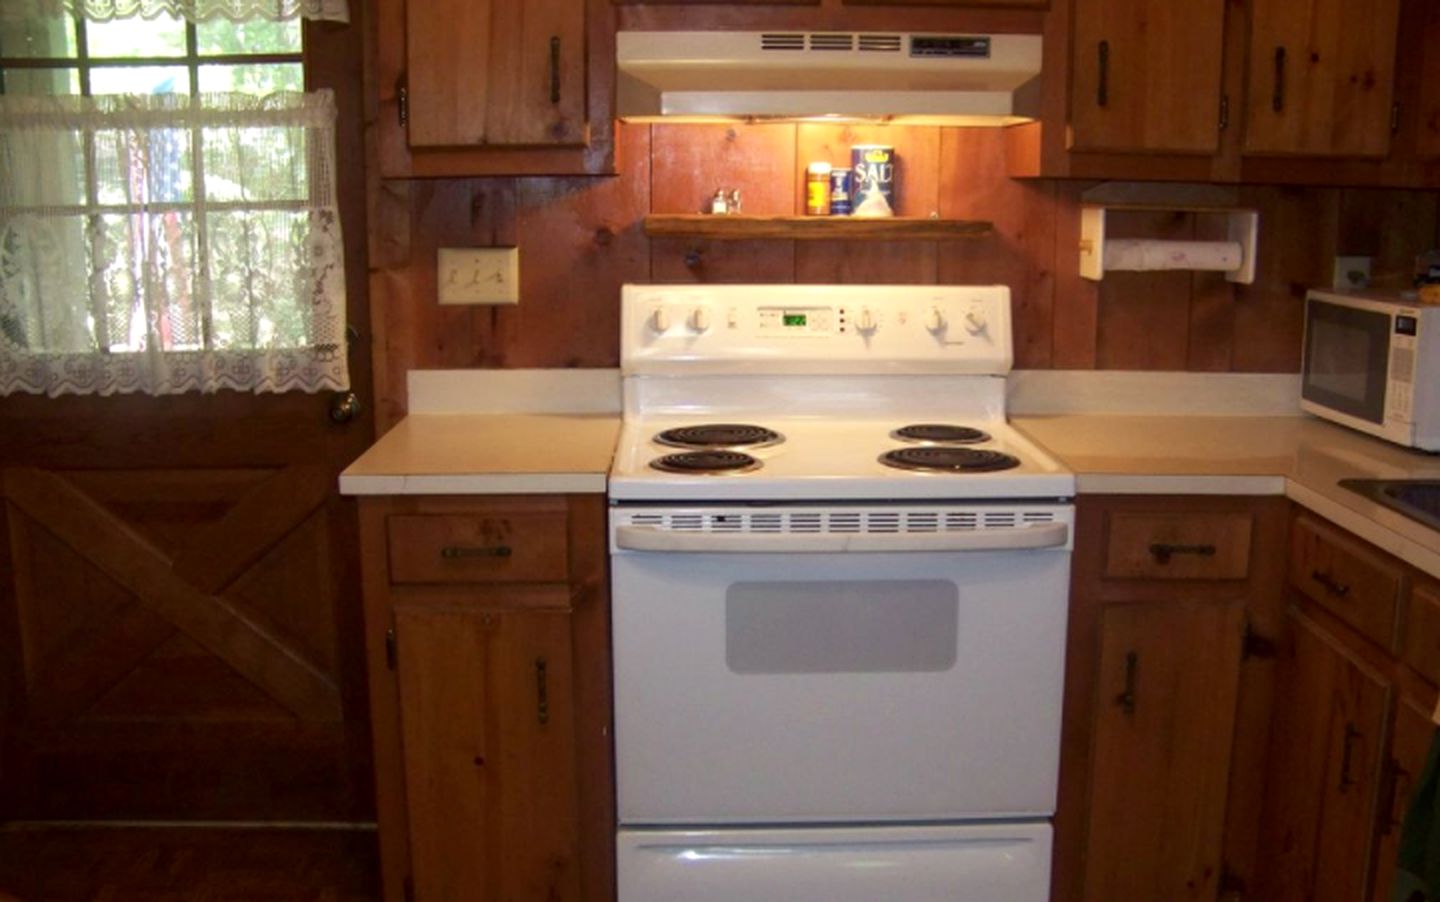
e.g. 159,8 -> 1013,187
619,508 -> 1061,535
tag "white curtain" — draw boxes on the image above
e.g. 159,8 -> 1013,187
0,91 -> 348,396
0,0 -> 347,23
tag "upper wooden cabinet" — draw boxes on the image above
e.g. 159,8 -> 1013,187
406,0 -> 586,149
1243,0 -> 1403,158
1419,2 -> 1440,157
1068,0 -> 1227,154
375,0 -> 615,177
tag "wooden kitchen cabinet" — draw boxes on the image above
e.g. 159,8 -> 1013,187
358,495 -> 614,902
1243,0 -> 1403,158
1254,607 -> 1391,902
1419,3 -> 1440,158
374,0 -> 615,177
1253,511 -> 1440,902
1053,496 -> 1289,902
1080,598 -> 1246,902
1068,0 -> 1227,154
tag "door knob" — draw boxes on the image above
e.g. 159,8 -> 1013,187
329,391 -> 362,424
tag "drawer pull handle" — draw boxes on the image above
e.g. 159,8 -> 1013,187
1272,45 -> 1287,113
535,658 -> 550,725
1379,758 -> 1409,835
441,545 -> 513,560
1339,723 -> 1362,790
1115,651 -> 1138,715
1148,542 -> 1216,565
550,36 -> 562,104
1311,569 -> 1350,597
1097,39 -> 1110,107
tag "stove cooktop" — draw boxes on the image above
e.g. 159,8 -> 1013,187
610,417 -> 1074,501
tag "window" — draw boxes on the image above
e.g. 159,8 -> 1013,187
0,5 -> 348,397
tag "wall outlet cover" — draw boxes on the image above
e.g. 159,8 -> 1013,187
438,247 -> 520,305
1332,256 -> 1372,291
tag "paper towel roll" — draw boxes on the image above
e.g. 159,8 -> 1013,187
1103,239 -> 1244,274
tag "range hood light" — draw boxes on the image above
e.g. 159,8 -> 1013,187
617,31 -> 1043,126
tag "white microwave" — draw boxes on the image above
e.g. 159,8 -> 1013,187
1301,289 -> 1440,451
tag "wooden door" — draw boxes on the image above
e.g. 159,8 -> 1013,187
1370,696 -> 1438,902
1069,0 -> 1227,153
394,605 -> 581,902
406,0 -> 586,149
1244,0 -> 1402,157
1080,598 -> 1245,902
1254,607 -> 1392,902
0,21 -> 373,821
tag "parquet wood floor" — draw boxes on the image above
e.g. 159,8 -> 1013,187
0,826 -> 379,901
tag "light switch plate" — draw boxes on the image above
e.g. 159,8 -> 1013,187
438,247 -> 520,305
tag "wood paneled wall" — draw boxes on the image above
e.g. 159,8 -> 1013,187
369,123 -> 1440,427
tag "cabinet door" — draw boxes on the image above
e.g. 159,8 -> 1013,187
407,0 -> 586,149
394,605 -> 581,902
1069,0 -> 1226,153
1080,598 -> 1245,902
1244,0 -> 1402,157
1370,697 -> 1438,902
1255,608 -> 1391,902
1420,7 -> 1440,158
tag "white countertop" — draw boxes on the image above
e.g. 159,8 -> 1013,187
1013,414 -> 1440,578
339,413 -> 620,496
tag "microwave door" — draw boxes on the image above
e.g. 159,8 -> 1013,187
1303,299 -> 1392,424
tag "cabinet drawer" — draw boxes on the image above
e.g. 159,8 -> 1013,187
1404,584 -> 1440,686
1103,512 -> 1253,580
1288,514 -> 1403,651
387,512 -> 568,585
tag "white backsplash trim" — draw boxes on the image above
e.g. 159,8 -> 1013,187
408,368 -> 622,414
1007,370 -> 1302,417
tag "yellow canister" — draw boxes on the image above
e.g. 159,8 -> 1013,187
806,162 -> 833,216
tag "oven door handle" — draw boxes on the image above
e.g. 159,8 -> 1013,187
613,522 -> 1069,553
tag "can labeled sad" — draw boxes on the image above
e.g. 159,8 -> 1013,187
850,145 -> 895,218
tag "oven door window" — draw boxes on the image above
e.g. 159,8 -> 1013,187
726,580 -> 958,675
1303,299 -> 1391,424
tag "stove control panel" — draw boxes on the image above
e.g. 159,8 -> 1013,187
622,284 -> 1014,375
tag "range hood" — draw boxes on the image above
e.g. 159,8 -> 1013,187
617,31 -> 1043,126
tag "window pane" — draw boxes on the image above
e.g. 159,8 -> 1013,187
199,63 -> 303,94
0,13 -> 78,59
203,120 -> 308,203
196,19 -> 302,55
90,65 -> 190,95
84,15 -> 186,59
92,124 -> 195,206
2,68 -> 81,95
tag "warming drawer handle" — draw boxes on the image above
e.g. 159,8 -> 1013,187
614,522 -> 1069,554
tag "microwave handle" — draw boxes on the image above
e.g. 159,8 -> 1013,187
614,522 -> 1069,554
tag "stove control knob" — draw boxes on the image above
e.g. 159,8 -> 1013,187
650,307 -> 672,333
690,307 -> 711,333
857,307 -> 878,333
965,310 -> 988,335
923,307 -> 947,334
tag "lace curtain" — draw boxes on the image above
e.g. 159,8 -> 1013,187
0,91 -> 348,396
0,0 -> 348,23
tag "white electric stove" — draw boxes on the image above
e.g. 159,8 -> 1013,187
610,284 -> 1073,902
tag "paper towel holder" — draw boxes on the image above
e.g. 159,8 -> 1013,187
1078,204 -> 1259,285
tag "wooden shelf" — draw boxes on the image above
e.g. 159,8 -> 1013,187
643,215 -> 993,241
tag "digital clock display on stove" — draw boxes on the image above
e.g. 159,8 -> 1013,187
783,313 -> 808,327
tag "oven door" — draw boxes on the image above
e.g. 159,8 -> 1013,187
611,510 -> 1070,825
